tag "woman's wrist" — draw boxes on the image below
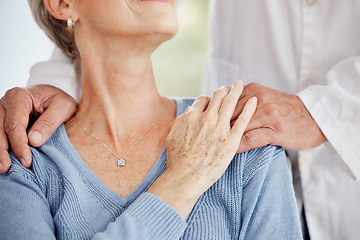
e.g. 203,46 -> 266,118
147,170 -> 201,220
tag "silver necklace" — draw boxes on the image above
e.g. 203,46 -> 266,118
75,98 -> 165,166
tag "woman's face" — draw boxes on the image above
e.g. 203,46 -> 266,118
75,0 -> 179,42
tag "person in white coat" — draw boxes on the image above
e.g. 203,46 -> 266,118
204,1 -> 360,240
0,0 -> 359,239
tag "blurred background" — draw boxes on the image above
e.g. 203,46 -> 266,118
0,1 -> 209,98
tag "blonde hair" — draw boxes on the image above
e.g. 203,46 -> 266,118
28,0 -> 80,74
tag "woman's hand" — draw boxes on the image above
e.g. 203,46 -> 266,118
0,85 -> 76,173
148,80 -> 257,219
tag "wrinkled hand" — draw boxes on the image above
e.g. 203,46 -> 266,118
232,83 -> 327,153
0,85 -> 77,173
148,81 -> 257,219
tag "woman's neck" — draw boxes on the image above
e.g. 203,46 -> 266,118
71,44 -> 166,144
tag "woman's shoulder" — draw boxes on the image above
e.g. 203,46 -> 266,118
233,145 -> 286,186
224,145 -> 286,186
4,125 -> 69,185
241,145 -> 285,170
204,145 -> 286,198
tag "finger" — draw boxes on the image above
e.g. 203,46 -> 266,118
230,83 -> 259,122
241,103 -> 282,133
231,97 -> 258,138
190,96 -> 210,113
0,148 -> 11,174
4,122 -> 32,168
230,107 -> 263,131
206,86 -> 231,116
218,80 -> 244,123
28,97 -> 77,147
3,90 -> 34,168
243,109 -> 267,132
0,105 -> 11,173
237,128 -> 275,153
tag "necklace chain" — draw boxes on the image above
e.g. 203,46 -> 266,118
75,98 -> 165,166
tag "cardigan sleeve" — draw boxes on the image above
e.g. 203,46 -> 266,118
0,157 -> 186,240
0,162 -> 57,240
92,193 -> 187,240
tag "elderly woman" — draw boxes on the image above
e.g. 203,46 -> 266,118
0,0 -> 302,239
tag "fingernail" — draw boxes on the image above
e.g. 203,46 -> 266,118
232,80 -> 243,89
20,158 -> 26,166
251,97 -> 258,104
236,80 -> 243,85
29,131 -> 43,144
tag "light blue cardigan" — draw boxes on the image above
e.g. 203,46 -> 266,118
0,98 -> 302,239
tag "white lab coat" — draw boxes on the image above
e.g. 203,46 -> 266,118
28,0 -> 360,239
204,1 -> 360,239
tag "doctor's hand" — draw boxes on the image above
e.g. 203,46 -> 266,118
233,83 -> 327,153
0,85 -> 76,173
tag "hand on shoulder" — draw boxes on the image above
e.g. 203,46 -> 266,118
0,85 -> 76,174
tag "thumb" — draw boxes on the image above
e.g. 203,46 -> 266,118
28,98 -> 77,147
237,128 -> 275,153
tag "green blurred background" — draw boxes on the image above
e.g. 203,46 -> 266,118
152,0 -> 209,97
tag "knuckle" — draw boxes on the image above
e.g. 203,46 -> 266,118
256,91 -> 266,102
242,131 -> 253,147
196,95 -> 210,102
213,87 -> 229,99
3,88 -> 30,105
4,87 -> 24,99
4,120 -> 19,134
264,104 -> 281,118
39,117 -> 56,129
217,127 -> 229,140
272,122 -> 284,133
246,83 -> 260,90
223,95 -> 237,105
2,88 -> 33,113
202,113 -> 216,125
20,100 -> 33,116
184,109 -> 198,122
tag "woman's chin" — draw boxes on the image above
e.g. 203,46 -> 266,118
149,22 -> 179,43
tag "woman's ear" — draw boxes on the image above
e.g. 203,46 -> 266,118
43,0 -> 79,22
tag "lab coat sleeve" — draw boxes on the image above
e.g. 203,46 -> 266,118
298,56 -> 360,181
26,46 -> 81,102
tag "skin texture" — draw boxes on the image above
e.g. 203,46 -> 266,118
0,0 -> 326,176
0,82 -> 327,174
0,0 -> 258,220
148,81 -> 258,219
0,86 -> 76,173
234,83 -> 327,153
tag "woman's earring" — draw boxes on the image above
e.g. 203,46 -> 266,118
67,17 -> 75,29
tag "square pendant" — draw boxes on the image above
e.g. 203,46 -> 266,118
118,159 -> 125,166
